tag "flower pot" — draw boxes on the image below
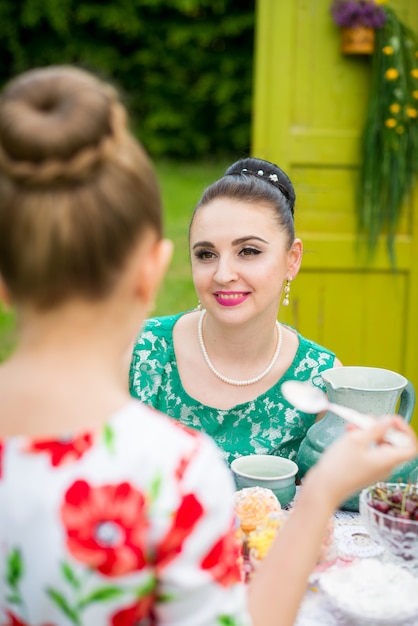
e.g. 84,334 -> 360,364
341,26 -> 375,55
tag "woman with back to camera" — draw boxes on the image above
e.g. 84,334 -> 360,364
130,158 -> 343,464
0,65 -> 416,626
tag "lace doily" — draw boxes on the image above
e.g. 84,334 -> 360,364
334,523 -> 384,559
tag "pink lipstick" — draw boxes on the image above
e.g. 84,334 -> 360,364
214,292 -> 249,307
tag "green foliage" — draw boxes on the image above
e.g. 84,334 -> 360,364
0,0 -> 254,158
357,6 -> 418,265
0,308 -> 17,363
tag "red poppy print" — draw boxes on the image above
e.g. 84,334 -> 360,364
61,480 -> 149,576
171,420 -> 200,439
174,442 -> 200,482
156,493 -> 204,568
27,433 -> 93,467
3,612 -> 27,626
175,455 -> 188,482
201,523 -> 242,587
3,610 -> 54,626
111,595 -> 155,626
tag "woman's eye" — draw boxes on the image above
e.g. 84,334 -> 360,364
240,247 -> 261,257
195,250 -> 216,260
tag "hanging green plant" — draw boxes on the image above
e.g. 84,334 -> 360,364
357,4 -> 418,265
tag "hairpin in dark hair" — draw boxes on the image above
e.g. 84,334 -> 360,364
239,167 -> 292,204
192,157 -> 296,242
224,161 -> 295,218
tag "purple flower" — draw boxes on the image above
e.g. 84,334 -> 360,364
331,1 -> 386,29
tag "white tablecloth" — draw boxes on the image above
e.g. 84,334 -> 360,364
295,589 -> 339,626
291,509 -> 418,625
293,510 -> 385,626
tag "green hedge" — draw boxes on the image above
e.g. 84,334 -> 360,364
0,0 -> 255,158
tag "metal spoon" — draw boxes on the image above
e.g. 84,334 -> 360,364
281,380 -> 412,448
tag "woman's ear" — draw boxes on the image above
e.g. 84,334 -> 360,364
134,237 -> 173,308
287,238 -> 303,279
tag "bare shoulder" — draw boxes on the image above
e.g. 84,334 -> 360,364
172,310 -> 202,369
281,323 -> 299,347
173,309 -> 200,341
279,324 -> 300,372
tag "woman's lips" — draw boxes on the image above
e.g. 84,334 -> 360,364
214,292 -> 250,307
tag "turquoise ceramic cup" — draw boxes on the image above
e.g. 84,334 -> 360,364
230,454 -> 298,507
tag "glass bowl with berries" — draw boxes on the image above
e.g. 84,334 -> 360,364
360,482 -> 418,572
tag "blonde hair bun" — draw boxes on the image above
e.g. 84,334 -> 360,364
0,65 -> 161,309
0,66 -> 125,184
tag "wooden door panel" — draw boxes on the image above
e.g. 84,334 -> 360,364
253,0 -> 418,430
279,271 -> 406,372
290,167 -> 410,235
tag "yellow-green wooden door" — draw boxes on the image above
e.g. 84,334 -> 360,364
252,0 -> 418,431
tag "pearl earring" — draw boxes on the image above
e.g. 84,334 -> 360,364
282,277 -> 292,306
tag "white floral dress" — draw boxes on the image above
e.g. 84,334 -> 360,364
129,313 -> 337,465
0,401 -> 251,626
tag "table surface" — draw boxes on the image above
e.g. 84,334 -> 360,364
294,510 -> 367,626
290,508 -> 418,625
243,488 -> 418,624
283,494 -> 389,626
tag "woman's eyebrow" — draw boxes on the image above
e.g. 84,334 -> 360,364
192,240 -> 215,250
232,235 -> 269,245
192,235 -> 269,250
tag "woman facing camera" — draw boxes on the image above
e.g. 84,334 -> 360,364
129,158 -> 342,464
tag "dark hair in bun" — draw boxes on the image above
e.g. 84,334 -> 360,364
190,157 -> 296,247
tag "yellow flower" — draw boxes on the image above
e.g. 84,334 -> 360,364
389,103 -> 401,114
413,91 -> 418,99
375,0 -> 386,4
382,46 -> 394,55
396,126 -> 405,134
385,68 -> 399,80
411,69 -> 418,79
385,118 -> 397,128
406,107 -> 418,118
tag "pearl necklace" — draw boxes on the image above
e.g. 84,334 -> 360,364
197,309 -> 283,386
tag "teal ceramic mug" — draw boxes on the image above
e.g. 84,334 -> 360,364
230,454 -> 298,508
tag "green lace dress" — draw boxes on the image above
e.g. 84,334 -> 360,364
129,312 -> 337,465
